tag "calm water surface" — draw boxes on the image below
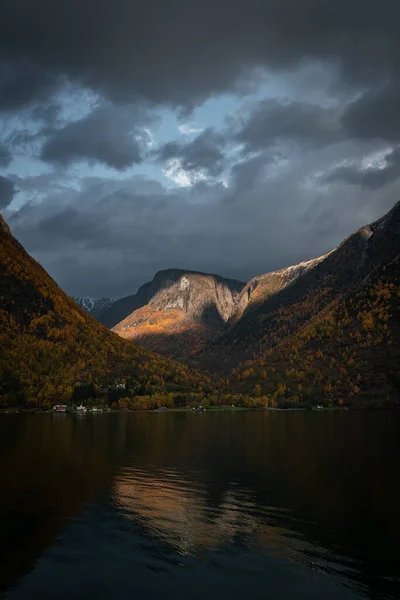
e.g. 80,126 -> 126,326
0,410 -> 399,599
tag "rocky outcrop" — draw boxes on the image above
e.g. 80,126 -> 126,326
100,269 -> 244,328
229,251 -> 334,324
106,269 -> 245,359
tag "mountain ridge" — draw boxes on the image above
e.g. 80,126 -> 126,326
194,201 -> 400,371
90,202 -> 400,372
2,200 -> 400,409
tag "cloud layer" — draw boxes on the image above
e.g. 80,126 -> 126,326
1,0 -> 400,296
1,1 -> 400,110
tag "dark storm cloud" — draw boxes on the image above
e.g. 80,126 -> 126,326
1,0 -> 400,110
228,152 -> 276,192
0,144 -> 12,168
342,83 -> 400,142
8,139 -> 393,298
41,105 -> 151,170
324,147 -> 400,189
0,60 -> 63,112
0,176 -> 16,209
156,129 -> 227,176
3,0 -> 400,298
37,207 -> 111,244
154,99 -> 343,183
234,100 -> 343,152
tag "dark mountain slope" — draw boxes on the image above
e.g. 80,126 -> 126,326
0,216 -> 206,408
226,255 -> 400,408
196,201 -> 400,371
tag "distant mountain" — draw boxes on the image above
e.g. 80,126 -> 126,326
73,296 -> 116,319
0,215 -> 206,408
104,269 -> 245,359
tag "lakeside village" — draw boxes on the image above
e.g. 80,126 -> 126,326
49,380 -> 329,413
52,381 -> 213,413
50,381 -> 248,413
3,380 -> 333,414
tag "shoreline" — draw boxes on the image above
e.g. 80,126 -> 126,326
0,405 -> 398,414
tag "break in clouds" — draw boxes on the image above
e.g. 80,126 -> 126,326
1,0 -> 400,296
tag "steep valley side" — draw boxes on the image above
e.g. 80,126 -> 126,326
194,201 -> 400,372
0,215 -> 207,408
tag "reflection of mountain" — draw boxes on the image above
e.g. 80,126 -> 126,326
1,412 -> 399,600
109,411 -> 400,600
114,467 -> 303,559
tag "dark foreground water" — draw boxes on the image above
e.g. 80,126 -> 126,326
0,410 -> 399,600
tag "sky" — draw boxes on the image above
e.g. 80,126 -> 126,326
1,0 -> 400,298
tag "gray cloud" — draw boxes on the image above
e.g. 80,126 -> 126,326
228,151 -> 277,192
154,99 -> 343,185
0,59 -> 63,112
1,1 -> 400,111
0,144 -> 12,168
342,83 -> 400,142
7,136 -> 396,298
324,146 -> 400,189
156,129 -> 227,177
3,0 -> 400,299
234,100 -> 343,153
0,176 -> 16,209
41,104 -> 152,169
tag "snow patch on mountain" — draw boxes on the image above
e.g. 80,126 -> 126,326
73,296 -> 117,318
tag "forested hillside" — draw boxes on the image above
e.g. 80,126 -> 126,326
196,201 -> 400,372
0,216 -> 208,408
2,198 -> 400,411
220,258 -> 400,408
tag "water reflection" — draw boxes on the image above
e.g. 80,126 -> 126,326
115,468 -> 264,554
0,411 -> 399,600
113,465 -> 358,582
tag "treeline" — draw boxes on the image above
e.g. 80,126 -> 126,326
68,384 -> 305,411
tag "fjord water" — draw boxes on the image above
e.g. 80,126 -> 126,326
0,411 -> 399,600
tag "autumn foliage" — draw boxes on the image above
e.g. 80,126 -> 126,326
0,216 -> 209,408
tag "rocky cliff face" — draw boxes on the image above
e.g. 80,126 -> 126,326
229,251 -> 334,324
144,269 -> 243,324
106,269 -> 245,359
